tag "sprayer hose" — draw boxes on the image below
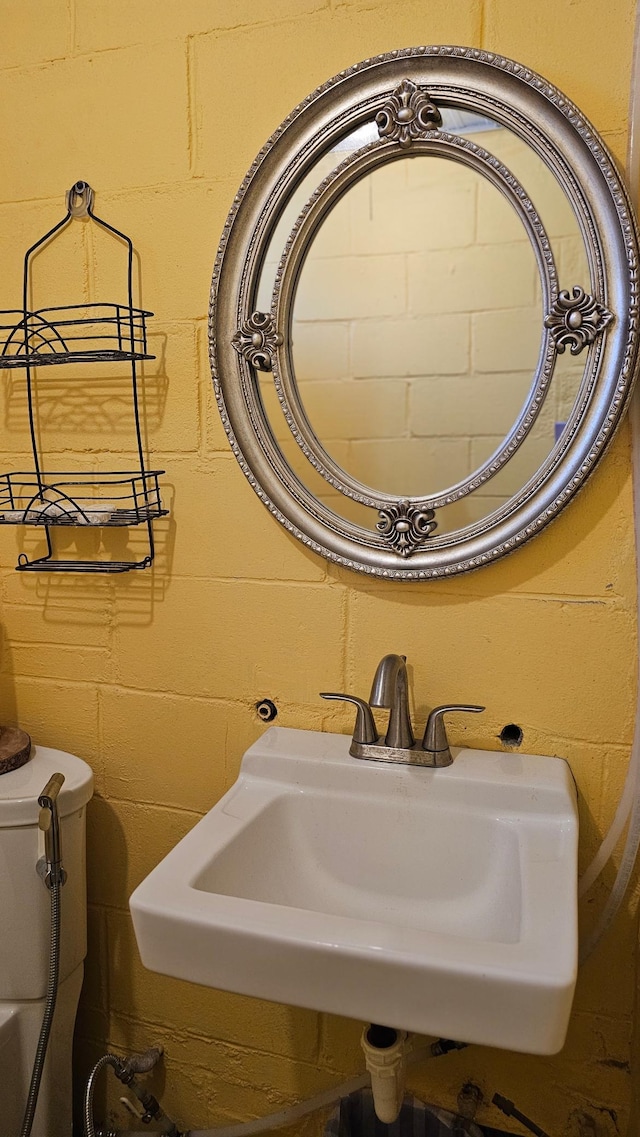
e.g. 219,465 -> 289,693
19,881 -> 62,1137
84,1055 -> 125,1137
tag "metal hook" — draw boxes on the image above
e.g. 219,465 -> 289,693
65,180 -> 94,218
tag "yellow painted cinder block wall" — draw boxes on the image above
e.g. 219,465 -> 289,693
0,1 -> 638,1133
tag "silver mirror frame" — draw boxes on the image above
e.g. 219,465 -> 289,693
210,46 -> 640,580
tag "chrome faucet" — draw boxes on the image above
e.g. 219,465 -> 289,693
321,654 -> 484,768
369,654 -> 414,749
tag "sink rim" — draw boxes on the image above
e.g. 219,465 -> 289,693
130,726 -> 579,1054
132,727 -> 578,979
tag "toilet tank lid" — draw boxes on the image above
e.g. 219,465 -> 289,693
0,746 -> 94,826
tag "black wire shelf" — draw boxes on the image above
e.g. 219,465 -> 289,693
16,554 -> 154,573
0,303 -> 154,368
0,470 -> 167,527
1,179 -> 167,572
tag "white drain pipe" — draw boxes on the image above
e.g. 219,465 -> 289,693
360,1024 -> 410,1124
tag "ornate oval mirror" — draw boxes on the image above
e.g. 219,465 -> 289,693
210,47 -> 639,579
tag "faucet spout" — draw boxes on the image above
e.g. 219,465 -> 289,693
369,654 -> 414,750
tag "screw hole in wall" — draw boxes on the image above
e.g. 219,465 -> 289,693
500,723 -> 524,747
256,699 -> 278,723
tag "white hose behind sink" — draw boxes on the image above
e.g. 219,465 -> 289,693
578,0 -> 640,962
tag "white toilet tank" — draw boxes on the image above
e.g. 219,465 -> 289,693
0,746 -> 93,1136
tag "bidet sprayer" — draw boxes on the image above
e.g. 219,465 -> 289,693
37,773 -> 67,889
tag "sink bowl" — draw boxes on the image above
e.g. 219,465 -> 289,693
130,727 -> 578,1054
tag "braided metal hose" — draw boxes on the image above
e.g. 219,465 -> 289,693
19,881 -> 62,1137
83,1055 -> 127,1137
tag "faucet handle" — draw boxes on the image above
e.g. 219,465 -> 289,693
422,704 -> 485,767
320,693 -> 378,745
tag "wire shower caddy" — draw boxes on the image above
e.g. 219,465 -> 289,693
0,180 -> 167,572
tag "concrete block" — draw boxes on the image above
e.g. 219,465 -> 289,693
299,378 -> 409,442
423,430 -> 635,602
409,244 -> 537,315
5,642 -> 112,684
0,674 -> 101,760
0,43 -> 190,203
347,590 -> 634,745
83,904 -> 110,1013
291,321 -> 350,382
0,583 -> 111,643
0,1 -> 636,1127
351,314 -> 470,378
91,181 -> 234,323
99,686 -> 245,811
165,457 -> 327,581
473,307 -> 543,373
554,355 -> 584,420
112,577 -> 344,700
193,1 -> 483,179
409,373 -> 531,438
0,200 -> 86,312
0,0 -> 71,68
295,254 -> 405,320
86,797 -> 199,908
74,0 -> 330,53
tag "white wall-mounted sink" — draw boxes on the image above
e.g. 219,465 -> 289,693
130,727 -> 579,1054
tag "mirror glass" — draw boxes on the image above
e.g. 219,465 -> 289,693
257,116 -> 589,534
292,154 -> 543,499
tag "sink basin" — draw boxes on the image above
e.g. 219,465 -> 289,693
130,727 -> 579,1054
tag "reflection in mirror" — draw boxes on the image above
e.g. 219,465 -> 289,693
256,119 -> 589,535
291,153 -> 545,499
